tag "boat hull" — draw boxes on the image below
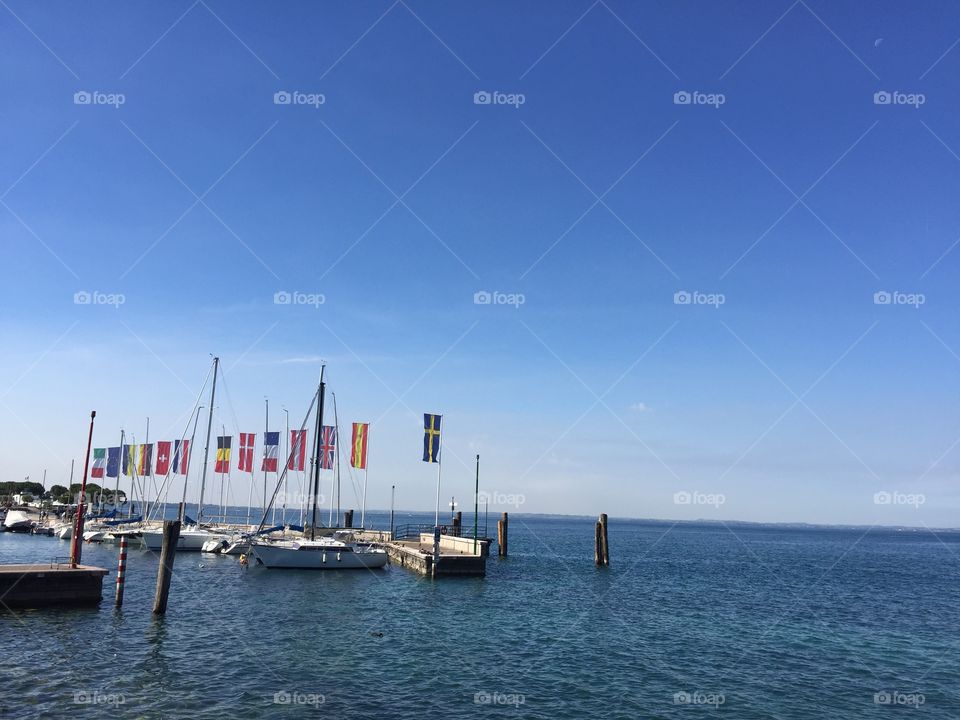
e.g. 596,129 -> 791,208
141,529 -> 230,551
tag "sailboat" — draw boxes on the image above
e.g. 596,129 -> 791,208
140,357 -> 232,551
249,367 -> 387,570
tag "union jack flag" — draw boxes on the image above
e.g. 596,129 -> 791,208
319,425 -> 337,470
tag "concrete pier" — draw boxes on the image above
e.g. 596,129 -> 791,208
0,563 -> 109,608
379,533 -> 488,577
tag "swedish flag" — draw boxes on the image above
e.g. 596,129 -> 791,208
423,413 -> 442,463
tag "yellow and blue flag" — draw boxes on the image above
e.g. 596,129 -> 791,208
423,413 -> 442,463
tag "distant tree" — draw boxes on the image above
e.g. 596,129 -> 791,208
20,493 -> 33,503
22,482 -> 44,497
48,485 -> 69,502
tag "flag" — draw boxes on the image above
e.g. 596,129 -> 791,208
156,441 -> 172,475
91,448 -> 106,478
215,436 -> 232,473
319,425 -> 336,470
138,443 -> 153,476
238,433 -> 255,472
288,430 -> 306,471
262,431 -> 280,472
423,413 -> 442,463
122,444 -> 136,475
106,447 -> 120,478
172,439 -> 190,474
351,423 -> 369,469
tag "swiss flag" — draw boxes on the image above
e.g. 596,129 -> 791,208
156,441 -> 172,475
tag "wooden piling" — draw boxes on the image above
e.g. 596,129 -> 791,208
115,536 -> 128,607
497,512 -> 508,557
595,513 -> 609,566
152,520 -> 181,615
344,509 -> 354,528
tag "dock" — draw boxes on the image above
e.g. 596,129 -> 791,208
362,528 -> 490,577
0,562 -> 109,608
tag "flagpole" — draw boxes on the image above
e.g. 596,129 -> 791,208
263,397 -> 269,522
360,428 -> 369,529
220,424 -> 226,523
434,454 -> 442,527
144,417 -> 150,515
181,405 -> 203,522
70,410 -> 96,568
283,408 -> 289,528
474,454 -> 479,555
116,429 -> 124,517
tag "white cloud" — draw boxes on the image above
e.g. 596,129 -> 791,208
629,402 -> 652,413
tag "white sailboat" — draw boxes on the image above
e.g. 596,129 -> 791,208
250,367 -> 387,570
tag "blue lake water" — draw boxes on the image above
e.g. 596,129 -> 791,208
1,511 -> 957,718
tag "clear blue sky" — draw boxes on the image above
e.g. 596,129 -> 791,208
2,0 -> 960,526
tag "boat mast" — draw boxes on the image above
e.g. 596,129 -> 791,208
116,429 -> 124,516
309,366 -> 326,541
263,397 -> 269,521
197,356 -> 219,525
180,405 -> 203,522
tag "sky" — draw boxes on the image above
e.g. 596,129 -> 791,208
2,0 -> 960,527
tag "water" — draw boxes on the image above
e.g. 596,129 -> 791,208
1,513 -> 956,718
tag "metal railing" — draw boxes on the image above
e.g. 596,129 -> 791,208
392,522 -> 489,541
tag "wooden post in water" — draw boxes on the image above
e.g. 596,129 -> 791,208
344,509 -> 354,528
497,512 -> 508,557
115,536 -> 128,607
595,513 -> 609,566
152,520 -> 181,615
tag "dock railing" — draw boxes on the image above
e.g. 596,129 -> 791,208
392,522 -> 490,541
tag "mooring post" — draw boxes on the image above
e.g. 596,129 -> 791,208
344,509 -> 353,528
497,512 -> 508,557
115,535 -> 128,607
452,511 -> 462,536
595,513 -> 609,566
152,520 -> 181,615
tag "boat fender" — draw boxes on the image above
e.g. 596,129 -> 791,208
239,554 -> 248,567
337,553 -> 341,561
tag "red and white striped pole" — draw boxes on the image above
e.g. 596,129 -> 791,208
115,536 -> 128,607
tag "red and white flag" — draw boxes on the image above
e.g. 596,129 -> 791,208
288,430 -> 307,471
239,432 -> 256,472
155,441 -> 172,475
